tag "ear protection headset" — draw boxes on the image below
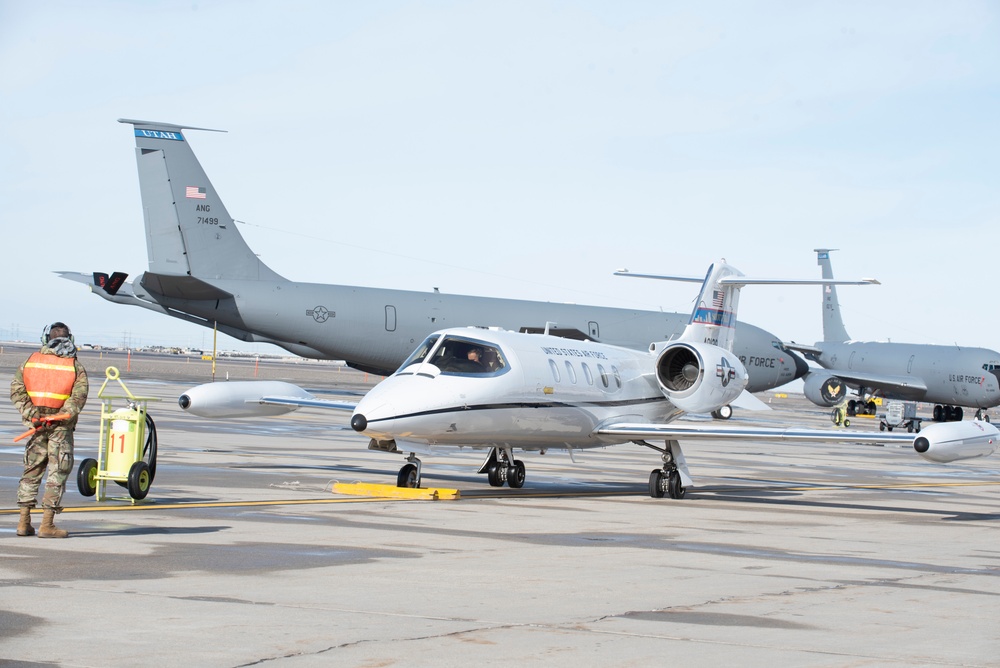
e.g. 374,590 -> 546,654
41,322 -> 74,345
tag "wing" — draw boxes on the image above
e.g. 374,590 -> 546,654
812,369 -> 929,395
259,395 -> 357,411
597,418 -> 1000,464
597,422 -> 914,445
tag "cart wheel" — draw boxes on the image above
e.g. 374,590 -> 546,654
127,461 -> 152,500
143,414 -> 158,483
77,458 -> 98,497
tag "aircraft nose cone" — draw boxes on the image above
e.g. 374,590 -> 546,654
351,414 -> 368,432
178,394 -> 191,410
914,436 -> 930,454
789,351 -> 809,380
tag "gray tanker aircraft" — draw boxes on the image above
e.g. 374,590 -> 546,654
175,260 -> 995,497
787,249 -> 1000,421
60,119 -> 805,394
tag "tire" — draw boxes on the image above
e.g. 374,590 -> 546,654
77,458 -> 98,497
667,470 -> 686,499
486,463 -> 504,487
954,407 -> 963,421
396,463 -> 418,488
648,469 -> 665,498
127,461 -> 151,500
843,419 -> 850,427
143,414 -> 158,483
879,422 -> 886,432
507,460 -> 526,489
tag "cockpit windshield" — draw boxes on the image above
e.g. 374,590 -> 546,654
399,335 -> 440,370
397,334 -> 507,376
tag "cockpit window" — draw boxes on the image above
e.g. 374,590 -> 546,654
429,336 -> 507,375
398,335 -> 440,371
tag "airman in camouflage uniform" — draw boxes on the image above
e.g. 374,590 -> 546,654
11,322 -> 88,538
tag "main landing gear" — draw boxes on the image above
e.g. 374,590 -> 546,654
933,405 -> 965,422
642,439 -> 691,499
478,447 -> 526,489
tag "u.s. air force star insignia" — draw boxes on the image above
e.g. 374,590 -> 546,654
716,358 -> 736,387
306,306 -> 333,323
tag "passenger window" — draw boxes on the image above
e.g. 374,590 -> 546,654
582,363 -> 594,385
549,359 -> 561,383
597,364 -> 609,388
564,361 -> 577,384
612,366 -> 622,389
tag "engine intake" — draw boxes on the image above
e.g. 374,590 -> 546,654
654,341 -> 748,414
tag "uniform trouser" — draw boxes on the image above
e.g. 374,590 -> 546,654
18,427 -> 74,512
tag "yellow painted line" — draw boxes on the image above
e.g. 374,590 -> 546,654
332,481 -> 460,500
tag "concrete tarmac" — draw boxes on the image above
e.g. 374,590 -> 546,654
1,348 -> 999,666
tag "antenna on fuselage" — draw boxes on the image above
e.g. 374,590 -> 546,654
544,321 -> 557,335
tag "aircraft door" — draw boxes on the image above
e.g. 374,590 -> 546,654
385,305 -> 396,332
589,321 -> 599,339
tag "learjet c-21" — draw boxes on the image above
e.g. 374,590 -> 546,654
177,260 -> 998,498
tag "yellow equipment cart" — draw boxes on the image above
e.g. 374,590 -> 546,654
76,366 -> 160,502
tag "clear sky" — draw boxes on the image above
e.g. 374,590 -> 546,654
1,1 -> 997,354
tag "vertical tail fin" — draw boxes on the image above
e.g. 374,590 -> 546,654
119,119 -> 284,283
679,261 -> 745,351
814,248 -> 850,342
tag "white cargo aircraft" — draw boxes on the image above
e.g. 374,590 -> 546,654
178,261 -> 998,498
789,249 -> 1000,422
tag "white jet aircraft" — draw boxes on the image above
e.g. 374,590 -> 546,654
179,261 -> 999,498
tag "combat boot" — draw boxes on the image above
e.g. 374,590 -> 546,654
38,509 -> 68,539
16,507 -> 34,537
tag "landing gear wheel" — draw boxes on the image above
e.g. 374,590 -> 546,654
77,458 -> 98,497
866,401 -> 877,415
648,469 -> 665,498
507,460 -> 526,489
397,463 -> 419,488
847,400 -> 857,416
711,405 -> 733,420
954,407 -> 963,421
667,470 -> 686,499
486,463 -> 504,487
127,461 -> 151,500
933,405 -> 943,421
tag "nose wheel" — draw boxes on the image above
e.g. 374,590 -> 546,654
396,454 -> 422,488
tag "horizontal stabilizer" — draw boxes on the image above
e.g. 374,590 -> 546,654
138,272 -> 233,301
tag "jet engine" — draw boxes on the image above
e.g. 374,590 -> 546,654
654,341 -> 748,414
912,420 -> 999,463
802,371 -> 848,407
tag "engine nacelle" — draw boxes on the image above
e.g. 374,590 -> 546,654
912,420 -> 999,463
654,341 -> 747,414
178,381 -> 314,418
802,371 -> 849,407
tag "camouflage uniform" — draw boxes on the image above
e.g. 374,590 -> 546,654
11,346 -> 89,512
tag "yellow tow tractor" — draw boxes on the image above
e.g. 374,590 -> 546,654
76,366 -> 160,502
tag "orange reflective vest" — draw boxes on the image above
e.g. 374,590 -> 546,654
23,352 -> 77,409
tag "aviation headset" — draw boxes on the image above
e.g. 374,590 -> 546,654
41,322 -> 74,345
